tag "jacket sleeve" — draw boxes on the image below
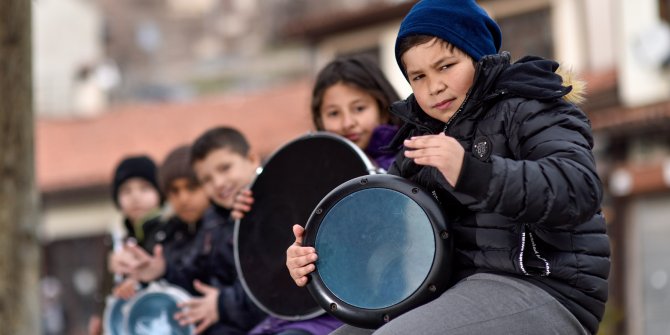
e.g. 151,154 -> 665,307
453,99 -> 603,229
216,278 -> 266,330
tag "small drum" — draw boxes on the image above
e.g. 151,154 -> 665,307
103,296 -> 127,335
303,174 -> 452,328
235,132 -> 377,320
122,282 -> 194,335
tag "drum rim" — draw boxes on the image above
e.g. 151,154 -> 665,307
122,281 -> 195,335
234,131 -> 378,320
103,295 -> 126,335
303,174 -> 452,328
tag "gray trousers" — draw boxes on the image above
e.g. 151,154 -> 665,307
330,273 -> 589,335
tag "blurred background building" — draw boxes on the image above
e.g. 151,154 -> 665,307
33,0 -> 670,334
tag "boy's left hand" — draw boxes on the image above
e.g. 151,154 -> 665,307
231,189 -> 254,220
175,280 -> 220,334
403,133 -> 465,187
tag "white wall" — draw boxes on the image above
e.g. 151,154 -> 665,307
583,0 -> 617,72
616,0 -> 670,107
628,195 -> 670,335
33,0 -> 104,117
40,198 -> 121,242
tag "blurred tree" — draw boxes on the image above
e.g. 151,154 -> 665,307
0,0 -> 41,334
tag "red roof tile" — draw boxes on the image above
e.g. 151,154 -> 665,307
36,79 -> 315,193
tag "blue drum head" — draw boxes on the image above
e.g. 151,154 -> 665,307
304,174 -> 451,328
125,287 -> 194,335
103,297 -> 127,335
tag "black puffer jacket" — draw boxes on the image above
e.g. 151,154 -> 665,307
387,52 -> 610,334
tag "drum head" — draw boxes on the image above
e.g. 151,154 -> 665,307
304,174 -> 451,328
124,283 -> 194,335
235,132 -> 375,320
103,296 -> 127,335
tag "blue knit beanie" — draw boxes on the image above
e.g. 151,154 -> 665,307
395,0 -> 502,75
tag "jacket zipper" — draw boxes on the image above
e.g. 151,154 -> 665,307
519,223 -> 551,276
443,92 -> 471,133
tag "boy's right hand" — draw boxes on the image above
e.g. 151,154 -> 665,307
231,189 -> 254,220
286,224 -> 318,287
122,244 -> 167,282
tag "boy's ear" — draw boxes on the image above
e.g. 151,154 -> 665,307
246,151 -> 261,167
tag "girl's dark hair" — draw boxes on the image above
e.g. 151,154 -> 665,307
311,54 -> 401,130
190,126 -> 250,164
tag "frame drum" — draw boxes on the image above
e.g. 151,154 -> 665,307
235,132 -> 377,320
303,174 -> 452,328
122,282 -> 194,335
103,295 -> 127,335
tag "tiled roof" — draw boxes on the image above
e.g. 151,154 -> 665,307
590,99 -> 670,133
36,80 -> 314,193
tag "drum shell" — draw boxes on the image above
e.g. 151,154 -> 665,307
303,174 -> 452,328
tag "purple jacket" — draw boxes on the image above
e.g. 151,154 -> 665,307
248,314 -> 342,335
365,124 -> 399,171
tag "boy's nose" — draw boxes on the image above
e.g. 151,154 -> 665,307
429,78 -> 446,96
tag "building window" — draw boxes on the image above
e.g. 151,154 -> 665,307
497,7 -> 554,61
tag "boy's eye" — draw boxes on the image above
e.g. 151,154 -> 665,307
411,74 -> 424,82
324,110 -> 339,118
440,64 -> 452,71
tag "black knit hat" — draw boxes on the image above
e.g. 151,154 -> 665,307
111,155 -> 161,207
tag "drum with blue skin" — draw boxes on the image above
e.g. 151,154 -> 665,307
304,174 -> 452,328
103,296 -> 127,335
123,282 -> 194,335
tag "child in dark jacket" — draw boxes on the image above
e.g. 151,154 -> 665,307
90,155 -> 163,334
154,145 -> 210,287
287,1 -> 610,334
116,129 -> 267,334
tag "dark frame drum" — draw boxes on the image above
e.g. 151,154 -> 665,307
303,174 -> 452,328
234,132 -> 378,320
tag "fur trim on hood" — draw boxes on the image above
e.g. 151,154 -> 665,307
556,67 -> 586,105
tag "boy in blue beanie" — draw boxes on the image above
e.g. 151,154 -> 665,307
287,0 -> 610,334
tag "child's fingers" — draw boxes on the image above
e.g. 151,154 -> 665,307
292,224 -> 305,245
404,147 -> 450,160
287,252 -> 317,268
294,276 -> 309,287
126,244 -> 151,263
287,243 -> 316,256
194,319 -> 214,334
193,280 -> 218,295
294,263 -> 316,278
403,133 -> 450,148
178,298 -> 200,310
